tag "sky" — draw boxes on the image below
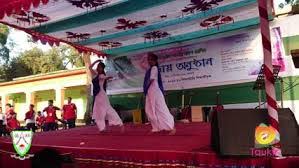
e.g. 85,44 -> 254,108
4,27 -> 103,69
6,28 -> 52,58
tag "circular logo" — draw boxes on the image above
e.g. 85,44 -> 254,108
255,125 -> 276,145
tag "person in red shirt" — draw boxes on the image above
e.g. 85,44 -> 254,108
6,112 -> 20,132
5,103 -> 14,122
36,111 -> 45,131
25,104 -> 36,132
62,97 -> 77,129
43,100 -> 60,131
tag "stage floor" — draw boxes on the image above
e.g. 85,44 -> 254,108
0,123 -> 298,168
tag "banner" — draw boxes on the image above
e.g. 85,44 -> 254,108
273,0 -> 293,15
105,27 -> 287,94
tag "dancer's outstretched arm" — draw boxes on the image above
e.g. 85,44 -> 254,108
89,60 -> 102,77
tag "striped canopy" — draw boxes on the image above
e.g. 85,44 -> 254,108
0,0 -> 269,56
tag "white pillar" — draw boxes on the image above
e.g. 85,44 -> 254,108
55,88 -> 65,119
55,88 -> 65,109
1,94 -> 9,113
25,91 -> 36,109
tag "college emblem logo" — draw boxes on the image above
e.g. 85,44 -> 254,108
11,130 -> 34,160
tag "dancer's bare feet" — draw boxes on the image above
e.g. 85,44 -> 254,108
148,129 -> 159,135
168,128 -> 176,135
99,129 -> 108,133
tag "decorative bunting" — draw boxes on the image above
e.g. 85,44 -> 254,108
0,0 -> 50,19
0,21 -> 106,57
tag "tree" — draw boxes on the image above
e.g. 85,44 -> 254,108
0,26 -> 85,82
58,45 -> 85,69
18,47 -> 44,74
17,47 -> 66,74
15,45 -> 85,76
0,24 -> 10,64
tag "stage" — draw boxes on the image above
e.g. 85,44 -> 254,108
0,123 -> 298,168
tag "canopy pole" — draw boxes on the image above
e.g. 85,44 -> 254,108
82,52 -> 93,124
83,52 -> 92,84
258,0 -> 282,157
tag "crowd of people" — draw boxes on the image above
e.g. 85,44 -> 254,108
0,97 -> 77,136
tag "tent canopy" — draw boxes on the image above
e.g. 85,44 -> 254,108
0,0 -> 263,56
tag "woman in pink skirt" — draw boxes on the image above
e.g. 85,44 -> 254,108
143,52 -> 175,134
89,60 -> 123,132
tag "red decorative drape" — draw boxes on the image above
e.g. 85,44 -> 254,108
0,0 -> 49,19
0,0 -> 106,57
0,21 -> 106,57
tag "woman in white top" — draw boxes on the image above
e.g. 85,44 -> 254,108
89,60 -> 123,132
143,52 -> 175,134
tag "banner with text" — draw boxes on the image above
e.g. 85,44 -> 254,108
105,27 -> 287,94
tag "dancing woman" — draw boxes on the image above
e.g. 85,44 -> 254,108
89,60 -> 123,132
143,52 -> 175,134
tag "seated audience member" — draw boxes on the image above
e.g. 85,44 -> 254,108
36,111 -> 45,131
5,103 -> 14,122
31,148 -> 63,168
6,113 -> 20,132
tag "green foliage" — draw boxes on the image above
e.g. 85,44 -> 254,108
0,45 -> 85,82
0,24 -> 10,64
16,45 -> 85,75
0,24 -> 9,45
57,45 -> 85,69
0,57 -> 32,81
0,25 -> 85,82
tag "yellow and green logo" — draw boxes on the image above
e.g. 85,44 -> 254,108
11,130 -> 34,160
255,123 -> 279,148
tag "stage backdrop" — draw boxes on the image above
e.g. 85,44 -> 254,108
105,27 -> 287,94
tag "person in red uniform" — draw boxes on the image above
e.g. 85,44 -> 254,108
62,97 -> 77,129
43,100 -> 60,131
36,111 -> 45,131
5,103 -> 14,122
25,104 -> 36,132
6,112 -> 20,132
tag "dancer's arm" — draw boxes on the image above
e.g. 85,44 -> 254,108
99,74 -> 113,80
89,60 -> 102,77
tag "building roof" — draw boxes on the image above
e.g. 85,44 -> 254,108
0,68 -> 86,87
